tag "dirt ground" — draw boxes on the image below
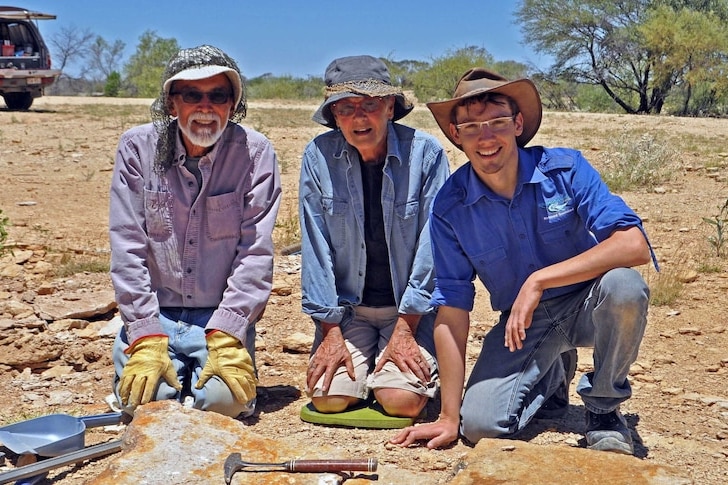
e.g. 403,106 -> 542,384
0,95 -> 727,484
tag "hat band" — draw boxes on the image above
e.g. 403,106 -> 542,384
325,79 -> 403,98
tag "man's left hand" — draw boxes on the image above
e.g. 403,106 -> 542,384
374,315 -> 430,382
196,330 -> 257,404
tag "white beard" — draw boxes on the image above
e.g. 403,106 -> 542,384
179,112 -> 226,148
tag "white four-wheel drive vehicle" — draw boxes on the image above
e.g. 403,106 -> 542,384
0,6 -> 60,110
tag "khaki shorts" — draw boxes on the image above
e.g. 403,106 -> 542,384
308,306 -> 439,400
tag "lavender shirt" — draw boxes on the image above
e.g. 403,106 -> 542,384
109,121 -> 282,345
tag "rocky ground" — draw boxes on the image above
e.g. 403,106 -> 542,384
0,96 -> 726,483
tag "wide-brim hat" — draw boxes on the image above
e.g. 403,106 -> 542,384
312,55 -> 413,128
427,68 -> 542,149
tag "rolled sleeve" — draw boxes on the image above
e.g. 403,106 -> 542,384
429,209 -> 476,312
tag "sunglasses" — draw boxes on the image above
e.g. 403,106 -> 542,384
170,88 -> 233,105
331,98 -> 386,117
455,115 -> 516,137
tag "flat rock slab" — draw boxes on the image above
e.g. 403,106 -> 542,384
451,438 -> 692,485
89,400 -> 427,485
34,290 -> 116,321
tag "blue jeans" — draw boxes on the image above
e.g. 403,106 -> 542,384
112,307 -> 257,418
460,268 -> 649,443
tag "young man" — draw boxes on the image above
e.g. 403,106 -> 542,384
391,68 -> 656,454
299,55 -> 450,418
109,45 -> 281,418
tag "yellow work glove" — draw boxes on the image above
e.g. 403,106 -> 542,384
196,330 -> 257,404
119,335 -> 182,407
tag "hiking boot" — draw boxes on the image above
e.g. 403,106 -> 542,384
535,349 -> 577,420
585,409 -> 634,455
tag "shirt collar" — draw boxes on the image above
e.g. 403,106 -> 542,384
463,147 -> 548,205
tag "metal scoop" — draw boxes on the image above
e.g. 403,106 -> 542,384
223,452 -> 377,484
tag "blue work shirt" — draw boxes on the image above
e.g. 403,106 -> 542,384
299,122 -> 450,325
430,146 -> 654,312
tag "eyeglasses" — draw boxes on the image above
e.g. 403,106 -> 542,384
170,88 -> 233,105
455,115 -> 516,137
331,98 -> 385,117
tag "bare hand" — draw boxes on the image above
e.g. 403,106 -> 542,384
306,324 -> 354,392
374,316 -> 430,382
504,279 -> 542,352
389,416 -> 459,449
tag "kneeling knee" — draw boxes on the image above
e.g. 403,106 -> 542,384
374,388 -> 426,418
311,395 -> 360,413
460,413 -> 511,443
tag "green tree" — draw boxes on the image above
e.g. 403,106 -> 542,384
123,31 -> 180,98
0,209 -> 9,256
247,74 -> 322,100
411,46 -> 495,102
104,71 -> 122,97
640,6 -> 728,115
517,0 -> 658,113
516,0 -> 728,115
382,57 -> 429,89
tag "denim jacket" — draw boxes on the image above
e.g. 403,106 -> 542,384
299,122 -> 450,325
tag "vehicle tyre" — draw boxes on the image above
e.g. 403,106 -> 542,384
3,92 -> 34,111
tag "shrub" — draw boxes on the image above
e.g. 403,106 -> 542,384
0,209 -> 8,256
601,131 -> 678,192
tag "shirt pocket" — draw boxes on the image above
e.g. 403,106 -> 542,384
205,191 -> 241,241
321,196 -> 351,252
394,200 -> 420,248
471,246 -> 514,300
538,209 -> 580,250
321,196 -> 349,216
144,188 -> 173,242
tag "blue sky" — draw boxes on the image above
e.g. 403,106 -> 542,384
25,1 -> 551,78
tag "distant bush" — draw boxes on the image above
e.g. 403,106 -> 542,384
0,209 -> 8,256
247,75 -> 322,100
703,198 -> 728,257
104,71 -> 122,97
53,253 -> 110,277
601,131 -> 677,192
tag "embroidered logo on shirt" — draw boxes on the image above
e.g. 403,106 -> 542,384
547,200 -> 571,212
544,197 -> 574,221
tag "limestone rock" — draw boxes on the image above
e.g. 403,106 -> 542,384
34,290 -> 116,321
89,400 -> 415,485
450,438 -> 691,485
281,332 -> 314,353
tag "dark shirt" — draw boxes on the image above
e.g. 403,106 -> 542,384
360,160 -> 396,307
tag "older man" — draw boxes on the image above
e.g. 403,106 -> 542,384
109,45 -> 281,418
300,55 -> 450,419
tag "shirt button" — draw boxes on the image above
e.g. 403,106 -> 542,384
186,268 -> 192,274
189,240 -> 194,245
186,295 -> 192,299
188,181 -> 194,187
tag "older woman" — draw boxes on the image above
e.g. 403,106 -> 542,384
299,55 -> 450,419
